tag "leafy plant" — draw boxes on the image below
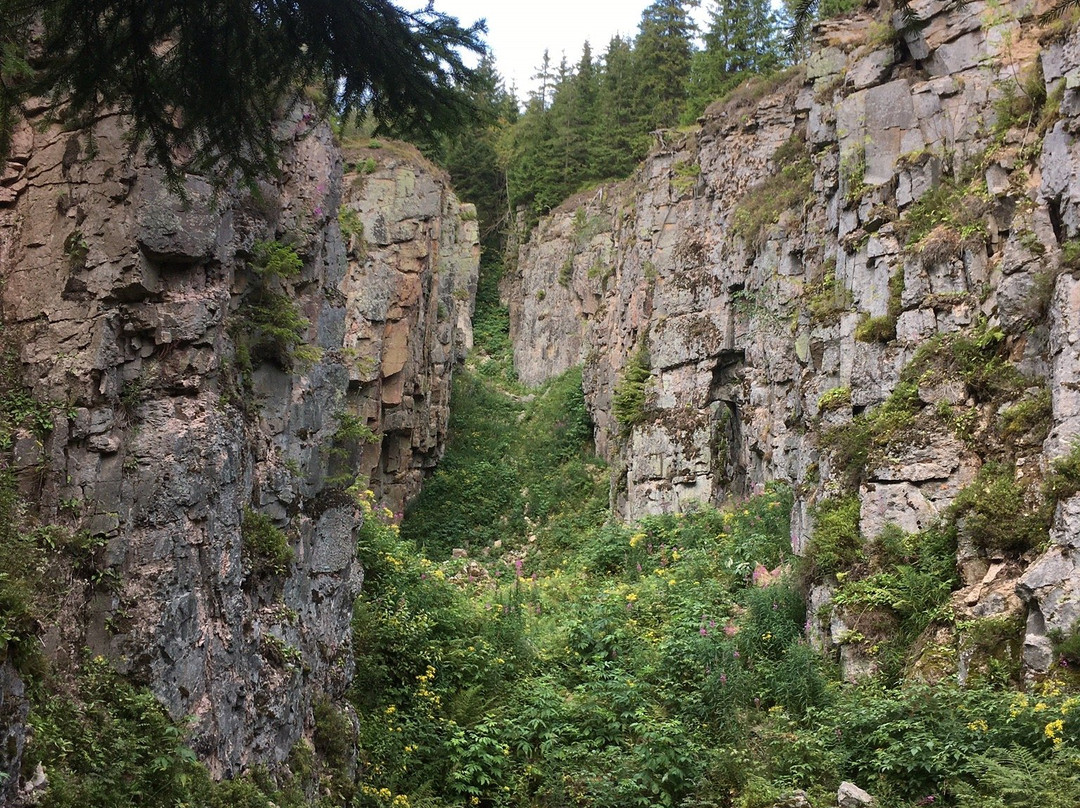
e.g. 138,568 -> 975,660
951,462 -> 1048,554
241,508 -> 294,576
612,345 -> 652,431
805,495 -> 862,577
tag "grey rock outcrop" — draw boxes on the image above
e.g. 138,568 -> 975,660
504,1 -> 1080,678
0,109 -> 476,780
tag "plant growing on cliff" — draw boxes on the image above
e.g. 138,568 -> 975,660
733,132 -> 814,250
805,494 -> 862,577
1044,442 -> 1080,506
951,462 -> 1048,554
236,240 -> 323,372
807,263 -> 853,326
241,508 -> 294,576
612,345 -> 652,432
896,173 -> 991,260
854,268 -> 904,343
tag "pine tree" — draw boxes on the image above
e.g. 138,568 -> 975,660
684,0 -> 781,121
596,36 -> 647,177
441,56 -> 518,257
0,0 -> 485,184
632,0 -> 698,133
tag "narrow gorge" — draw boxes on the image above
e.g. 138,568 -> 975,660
1,0 -> 1080,806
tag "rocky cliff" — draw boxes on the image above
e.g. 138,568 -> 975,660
0,106 -> 477,790
503,0 -> 1080,680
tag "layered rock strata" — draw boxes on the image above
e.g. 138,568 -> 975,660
503,0 -> 1080,678
0,109 -> 476,784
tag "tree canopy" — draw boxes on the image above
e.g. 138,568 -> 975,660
0,0 -> 486,182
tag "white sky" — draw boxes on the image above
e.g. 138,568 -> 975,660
409,1 -> 708,98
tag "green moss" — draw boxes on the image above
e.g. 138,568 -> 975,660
817,386 -> 851,413
854,314 -> 896,343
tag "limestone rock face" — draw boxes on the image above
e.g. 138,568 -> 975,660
504,2 -> 1080,678
0,112 -> 476,777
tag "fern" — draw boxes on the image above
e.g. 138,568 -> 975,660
955,746 -> 1080,808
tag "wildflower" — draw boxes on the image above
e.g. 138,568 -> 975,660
1046,719 -> 1065,744
719,673 -> 727,684
700,628 -> 708,636
626,592 -> 638,602
966,719 -> 988,732
733,650 -> 740,659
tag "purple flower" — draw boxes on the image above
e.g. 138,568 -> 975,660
733,650 -> 740,659
700,628 -> 708,636
719,673 -> 727,684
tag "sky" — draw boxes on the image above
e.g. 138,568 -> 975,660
407,1 -> 708,98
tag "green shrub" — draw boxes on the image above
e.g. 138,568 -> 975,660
612,345 -> 652,432
244,289 -> 322,369
806,495 -> 862,577
236,240 -> 322,371
251,240 -> 303,279
1045,442 -> 1080,505
952,462 -> 1048,554
28,655 -> 209,808
241,508 -> 294,575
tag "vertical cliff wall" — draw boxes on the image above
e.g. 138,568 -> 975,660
504,0 -> 1080,679
0,106 -> 477,787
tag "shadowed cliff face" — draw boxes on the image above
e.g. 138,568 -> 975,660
0,104 -> 477,785
503,0 -> 1080,680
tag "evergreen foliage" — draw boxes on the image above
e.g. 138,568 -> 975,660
0,0 -> 485,184
493,0 -> 785,223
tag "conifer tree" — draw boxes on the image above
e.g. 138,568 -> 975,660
0,0 -> 485,183
632,0 -> 698,132
684,0 -> 781,121
597,36 -> 648,177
